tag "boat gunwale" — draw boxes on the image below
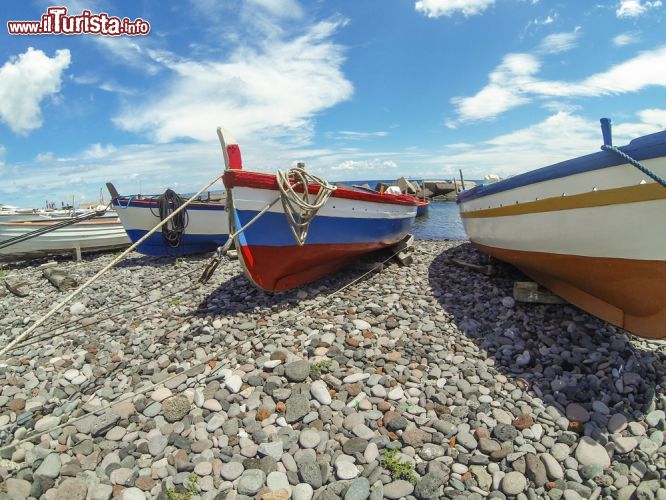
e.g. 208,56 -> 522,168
457,129 -> 666,204
223,170 -> 421,207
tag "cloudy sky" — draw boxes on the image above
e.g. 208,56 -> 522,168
1,0 -> 665,206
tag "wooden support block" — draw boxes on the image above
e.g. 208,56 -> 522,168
73,245 -> 82,262
396,251 -> 414,266
226,249 -> 238,260
43,268 -> 78,292
37,261 -> 59,270
513,281 -> 566,304
393,234 -> 415,253
449,257 -> 495,276
5,280 -> 29,297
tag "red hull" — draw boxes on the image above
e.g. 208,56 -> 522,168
238,242 -> 391,291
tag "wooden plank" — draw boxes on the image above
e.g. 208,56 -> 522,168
449,257 -> 495,276
393,234 -> 414,253
513,281 -> 566,304
5,279 -> 29,297
43,268 -> 78,292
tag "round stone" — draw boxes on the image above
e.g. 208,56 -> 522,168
225,374 -> 243,393
566,403 -> 590,423
310,380 -> 331,405
384,480 -> 414,499
284,361 -> 310,382
608,414 -> 628,434
299,429 -> 321,449
237,469 -> 266,496
575,436 -> 610,468
35,416 -> 60,433
344,477 -> 370,500
163,396 -> 190,422
501,471 -> 527,496
292,483 -> 314,500
221,461 -> 244,481
336,461 -> 359,480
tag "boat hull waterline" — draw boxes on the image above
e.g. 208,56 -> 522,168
457,129 -> 666,339
224,170 -> 419,291
112,197 -> 229,256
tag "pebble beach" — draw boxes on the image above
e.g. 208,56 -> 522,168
0,240 -> 665,500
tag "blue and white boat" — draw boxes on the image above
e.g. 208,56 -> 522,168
107,184 -> 228,257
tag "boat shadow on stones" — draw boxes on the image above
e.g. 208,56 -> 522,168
194,248 -> 395,318
428,242 -> 665,421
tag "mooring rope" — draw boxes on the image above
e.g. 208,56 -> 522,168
0,175 -> 223,357
602,144 -> 666,188
276,167 -> 337,246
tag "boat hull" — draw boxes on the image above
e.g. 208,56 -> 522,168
416,201 -> 430,217
0,219 -> 129,260
224,171 -> 418,291
112,197 -> 229,256
458,130 -> 666,339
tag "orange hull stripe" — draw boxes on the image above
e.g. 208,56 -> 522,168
461,183 -> 666,219
475,243 -> 666,339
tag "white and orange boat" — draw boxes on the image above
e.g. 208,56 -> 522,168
457,119 -> 666,339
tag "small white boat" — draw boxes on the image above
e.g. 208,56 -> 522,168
457,119 -> 666,339
0,216 -> 130,261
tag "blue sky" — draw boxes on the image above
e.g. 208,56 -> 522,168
1,0 -> 665,207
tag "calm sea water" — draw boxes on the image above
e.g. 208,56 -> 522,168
412,200 -> 467,240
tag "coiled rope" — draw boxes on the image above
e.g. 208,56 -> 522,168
276,167 -> 337,245
157,189 -> 189,248
602,145 -> 666,188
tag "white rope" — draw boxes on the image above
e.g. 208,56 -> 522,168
276,167 -> 337,246
0,174 -> 223,357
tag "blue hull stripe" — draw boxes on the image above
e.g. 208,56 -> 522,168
458,130 -> 666,203
125,229 -> 227,256
234,209 -> 413,247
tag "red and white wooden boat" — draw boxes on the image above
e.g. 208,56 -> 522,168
458,119 -> 666,339
219,130 -> 419,291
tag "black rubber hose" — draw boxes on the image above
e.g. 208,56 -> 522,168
157,189 -> 188,248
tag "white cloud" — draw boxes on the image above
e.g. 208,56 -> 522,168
451,53 -> 539,122
613,31 -> 641,47
336,131 -> 389,139
332,159 -> 398,170
616,0 -> 662,17
246,0 -> 304,18
537,28 -> 582,54
429,109 -> 666,179
0,48 -> 71,135
82,143 -> 117,159
415,0 -> 494,17
114,20 -> 352,144
452,45 -> 666,122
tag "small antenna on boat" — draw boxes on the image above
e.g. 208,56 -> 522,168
600,118 -> 612,147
